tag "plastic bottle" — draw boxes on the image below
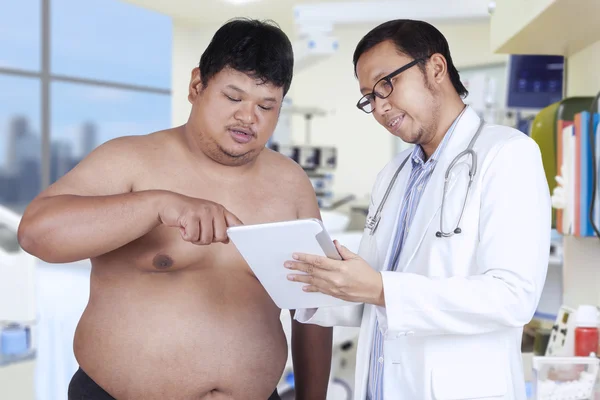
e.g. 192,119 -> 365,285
1,324 -> 29,356
574,305 -> 599,357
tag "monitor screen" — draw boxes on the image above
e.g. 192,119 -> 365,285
506,55 -> 564,109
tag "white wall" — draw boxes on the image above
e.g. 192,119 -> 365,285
290,21 -> 507,200
171,21 -> 222,126
566,39 -> 600,98
0,360 -> 34,400
171,19 -> 507,201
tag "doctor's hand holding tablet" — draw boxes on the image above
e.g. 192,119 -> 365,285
227,218 -> 369,310
285,239 -> 386,306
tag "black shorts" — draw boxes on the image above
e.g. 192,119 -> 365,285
68,367 -> 281,400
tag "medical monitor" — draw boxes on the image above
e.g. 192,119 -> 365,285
506,55 -> 564,109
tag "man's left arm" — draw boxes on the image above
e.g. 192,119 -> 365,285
291,168 -> 333,400
290,309 -> 332,400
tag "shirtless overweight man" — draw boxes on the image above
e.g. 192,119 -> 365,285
17,19 -> 333,400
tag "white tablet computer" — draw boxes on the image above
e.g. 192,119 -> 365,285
227,218 -> 357,310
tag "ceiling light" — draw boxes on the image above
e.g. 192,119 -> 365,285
223,0 -> 262,5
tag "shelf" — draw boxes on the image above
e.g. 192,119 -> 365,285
490,0 -> 600,56
548,255 -> 562,265
0,349 -> 36,368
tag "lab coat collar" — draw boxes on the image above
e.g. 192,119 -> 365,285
411,109 -> 461,167
394,105 -> 482,271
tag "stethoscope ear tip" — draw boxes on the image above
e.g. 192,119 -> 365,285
435,231 -> 442,238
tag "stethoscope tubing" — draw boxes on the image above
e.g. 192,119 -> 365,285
367,110 -> 485,238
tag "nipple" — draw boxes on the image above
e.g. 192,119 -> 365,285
152,254 -> 174,270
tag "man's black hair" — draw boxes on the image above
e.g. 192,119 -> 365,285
199,18 -> 294,97
353,19 -> 468,98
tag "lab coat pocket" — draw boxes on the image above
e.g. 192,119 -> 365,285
431,360 -> 507,400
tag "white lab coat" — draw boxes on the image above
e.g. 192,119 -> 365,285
296,107 -> 551,400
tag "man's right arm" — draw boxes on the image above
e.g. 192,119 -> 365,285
17,136 -> 170,263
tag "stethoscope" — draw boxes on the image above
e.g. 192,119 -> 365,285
365,113 -> 485,239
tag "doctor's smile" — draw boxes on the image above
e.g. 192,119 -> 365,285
285,240 -> 386,306
387,114 -> 405,133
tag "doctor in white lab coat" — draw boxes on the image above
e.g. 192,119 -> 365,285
285,20 -> 551,400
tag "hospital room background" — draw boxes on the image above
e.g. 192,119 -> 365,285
1,0 -> 599,399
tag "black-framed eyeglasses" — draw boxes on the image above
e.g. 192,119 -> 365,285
356,58 -> 426,114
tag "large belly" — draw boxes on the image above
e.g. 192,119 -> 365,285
74,266 -> 287,400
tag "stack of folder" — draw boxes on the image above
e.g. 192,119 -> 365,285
554,107 -> 600,237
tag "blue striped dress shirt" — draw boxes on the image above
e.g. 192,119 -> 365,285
366,117 -> 459,400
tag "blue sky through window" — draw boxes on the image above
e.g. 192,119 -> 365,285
0,0 -> 40,71
0,0 -> 173,208
51,0 -> 172,88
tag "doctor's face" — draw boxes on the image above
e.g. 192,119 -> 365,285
355,40 -> 440,145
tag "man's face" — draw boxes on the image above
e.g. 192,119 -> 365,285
355,40 -> 440,145
188,67 -> 283,166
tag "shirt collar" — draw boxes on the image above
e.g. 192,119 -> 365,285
410,111 -> 462,168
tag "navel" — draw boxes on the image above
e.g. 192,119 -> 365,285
152,254 -> 174,270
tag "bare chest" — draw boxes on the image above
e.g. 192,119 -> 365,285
105,170 -> 297,274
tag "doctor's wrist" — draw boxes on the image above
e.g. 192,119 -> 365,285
372,272 -> 386,307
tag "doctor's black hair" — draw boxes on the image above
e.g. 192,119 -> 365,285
353,19 -> 468,99
199,18 -> 294,97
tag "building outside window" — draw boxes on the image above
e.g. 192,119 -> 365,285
0,0 -> 172,214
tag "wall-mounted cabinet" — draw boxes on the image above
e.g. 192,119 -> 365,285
490,0 -> 600,56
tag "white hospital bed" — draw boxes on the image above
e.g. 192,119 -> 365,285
34,260 -> 91,400
0,205 -> 37,369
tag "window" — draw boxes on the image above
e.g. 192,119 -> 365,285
52,0 -> 172,88
0,76 -> 41,213
51,82 -> 171,183
0,0 -> 171,214
0,0 -> 41,71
